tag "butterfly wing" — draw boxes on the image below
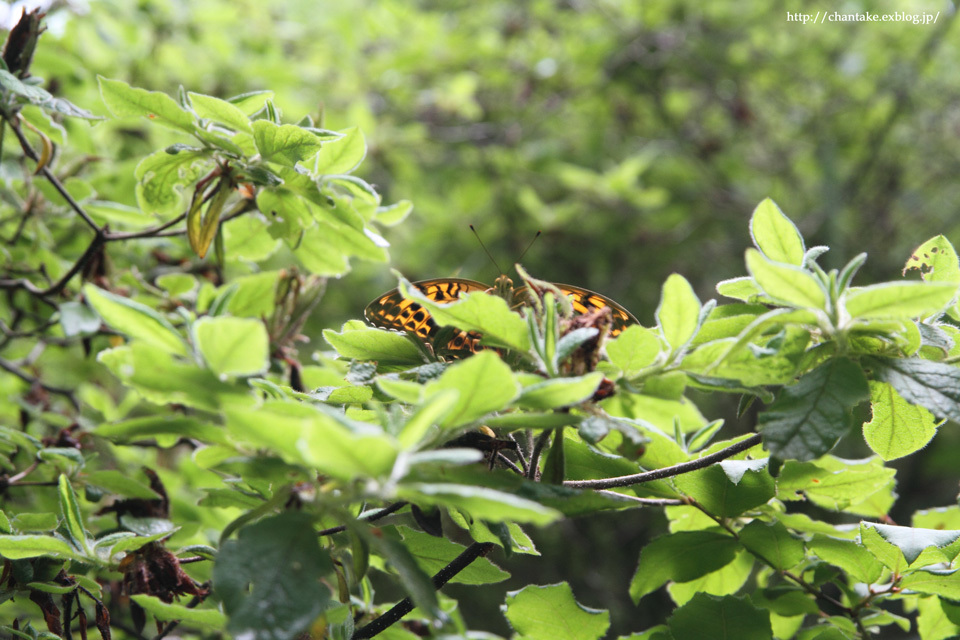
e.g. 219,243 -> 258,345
554,284 -> 638,337
365,279 -> 491,356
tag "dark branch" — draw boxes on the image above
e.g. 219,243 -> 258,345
563,433 -> 763,490
317,501 -> 409,537
352,542 -> 496,639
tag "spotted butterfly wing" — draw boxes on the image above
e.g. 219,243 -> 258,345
364,278 -> 491,358
552,283 -> 638,337
365,277 -> 637,359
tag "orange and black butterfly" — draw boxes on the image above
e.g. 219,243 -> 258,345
365,274 -> 637,359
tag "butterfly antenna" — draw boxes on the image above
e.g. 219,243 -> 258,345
470,224 -> 503,275
517,230 -> 542,263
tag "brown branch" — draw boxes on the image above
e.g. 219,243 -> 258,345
352,542 -> 496,639
563,433 -> 763,490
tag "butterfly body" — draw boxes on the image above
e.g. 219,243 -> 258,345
365,275 -> 637,359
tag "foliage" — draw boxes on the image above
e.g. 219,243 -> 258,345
3,5 -> 960,640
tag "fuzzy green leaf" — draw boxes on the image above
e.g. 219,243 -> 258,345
668,594 -> 772,640
656,273 -> 702,350
750,199 -> 805,265
745,248 -> 825,309
845,282 -> 955,320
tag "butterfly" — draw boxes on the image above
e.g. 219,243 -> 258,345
365,274 -> 638,359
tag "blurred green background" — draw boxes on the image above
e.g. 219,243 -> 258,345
21,0 -> 960,634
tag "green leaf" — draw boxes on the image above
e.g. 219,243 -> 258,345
375,200 -> 413,226
673,462 -> 775,517
96,415 -> 229,446
716,276 -> 771,303
629,530 -> 740,602
806,535 -> 884,583
398,390 -> 459,449
59,301 -> 101,338
777,457 -> 896,515
252,120 -> 323,166
189,91 -> 253,133
396,483 -> 561,526
84,285 -> 187,355
134,148 -> 208,216
745,248 -> 826,309
194,316 -> 269,377
98,76 -> 195,132
84,470 -> 161,500
313,126 -> 366,175
363,528 -> 439,618
656,274 -> 702,350
900,571 -> 960,600
10,513 -> 58,532
323,326 -> 423,363
424,351 -> 519,427
399,278 -> 530,352
904,235 -> 960,284
750,199 -> 805,265
58,475 -> 90,556
845,282 -> 955,320
863,381 -> 939,461
867,357 -> 960,423
504,583 -> 610,640
213,512 -> 333,640
515,373 -> 604,410
0,535 -> 81,560
861,522 -> 960,564
224,402 -> 398,480
738,520 -> 804,570
222,214 -> 280,262
130,595 -> 226,628
228,90 -> 275,114
758,358 -> 870,461
399,526 -> 509,585
916,596 -> 959,640
668,593 -> 772,640
667,551 -> 754,606
2,71 -> 99,119
606,325 -> 662,376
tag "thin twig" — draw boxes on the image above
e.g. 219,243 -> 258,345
526,430 -> 552,480
0,357 -> 79,409
316,501 -> 409,537
563,433 -> 763,490
352,542 -> 496,639
9,116 -> 101,233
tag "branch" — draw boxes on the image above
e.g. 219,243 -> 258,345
563,433 -> 763,490
0,357 -> 79,409
316,501 -> 409,537
352,542 -> 496,639
9,116 -> 101,233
